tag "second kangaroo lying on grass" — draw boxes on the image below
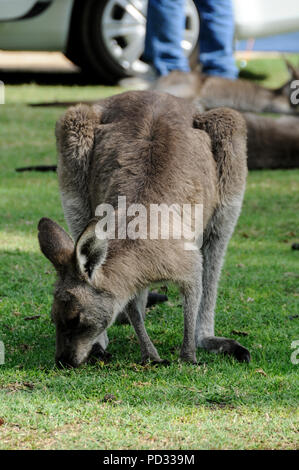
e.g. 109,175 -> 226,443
30,60 -> 299,115
153,61 -> 299,115
38,91 -> 250,368
244,113 -> 299,169
17,113 -> 299,173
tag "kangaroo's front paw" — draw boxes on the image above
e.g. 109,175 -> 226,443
141,358 -> 170,367
152,359 -> 171,366
88,344 -> 112,364
180,349 -> 197,365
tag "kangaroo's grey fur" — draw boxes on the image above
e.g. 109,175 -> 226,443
38,90 -> 250,368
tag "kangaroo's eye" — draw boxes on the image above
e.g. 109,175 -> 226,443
65,314 -> 80,330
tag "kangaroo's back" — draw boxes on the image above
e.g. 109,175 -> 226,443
88,91 -> 218,217
56,91 -> 247,245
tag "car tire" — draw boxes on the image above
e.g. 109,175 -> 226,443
66,0 -> 200,84
65,0 -> 116,83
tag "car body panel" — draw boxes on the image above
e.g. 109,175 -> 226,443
0,0 -> 299,52
0,0 -> 298,78
233,0 -> 299,39
0,0 -> 73,51
0,0 -> 39,21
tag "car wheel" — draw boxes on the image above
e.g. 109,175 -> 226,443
67,0 -> 200,84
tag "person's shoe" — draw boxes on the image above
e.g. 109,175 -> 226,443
118,68 -> 158,90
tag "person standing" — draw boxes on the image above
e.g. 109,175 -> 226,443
144,0 -> 238,79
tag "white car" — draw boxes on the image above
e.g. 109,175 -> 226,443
0,0 -> 299,83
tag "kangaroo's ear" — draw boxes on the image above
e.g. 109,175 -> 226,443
193,107 -> 247,158
38,218 -> 74,269
193,108 -> 247,201
55,104 -> 102,161
76,220 -> 108,281
285,59 -> 299,80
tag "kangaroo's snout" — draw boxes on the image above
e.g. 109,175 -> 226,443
55,354 -> 77,369
56,341 -> 110,369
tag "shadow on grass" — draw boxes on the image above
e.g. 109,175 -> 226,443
0,69 -> 114,86
238,69 -> 269,81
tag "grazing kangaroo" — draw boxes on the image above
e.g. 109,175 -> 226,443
38,90 -> 250,368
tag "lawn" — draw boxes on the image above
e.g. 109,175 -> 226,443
0,57 -> 298,450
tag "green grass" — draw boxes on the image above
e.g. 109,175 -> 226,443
0,57 -> 298,450
237,54 -> 299,88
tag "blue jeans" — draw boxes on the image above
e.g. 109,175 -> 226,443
144,0 -> 238,79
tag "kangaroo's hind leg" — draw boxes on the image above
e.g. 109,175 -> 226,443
193,107 -> 250,363
195,203 -> 250,362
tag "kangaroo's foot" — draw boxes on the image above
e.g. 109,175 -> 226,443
88,342 -> 112,364
199,336 -> 250,363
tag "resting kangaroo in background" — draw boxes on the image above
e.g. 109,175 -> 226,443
153,61 -> 299,115
30,60 -> 299,115
244,113 -> 299,169
21,61 -> 299,173
38,90 -> 250,368
18,112 -> 299,173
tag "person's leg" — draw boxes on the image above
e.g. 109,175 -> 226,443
195,0 -> 238,79
144,0 -> 190,76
